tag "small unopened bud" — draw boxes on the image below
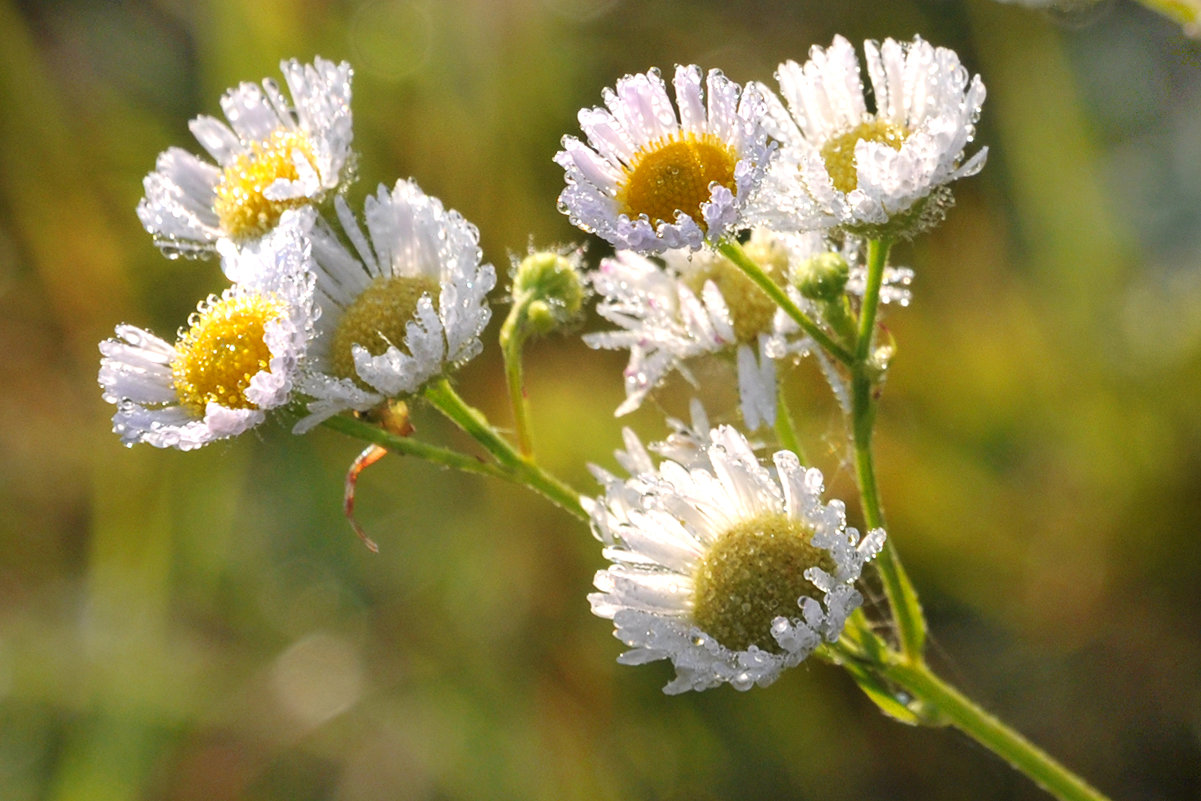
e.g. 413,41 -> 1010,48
794,252 -> 850,302
511,249 -> 585,336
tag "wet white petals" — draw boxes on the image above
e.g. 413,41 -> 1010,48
588,423 -> 884,693
557,65 -> 774,253
752,36 -> 986,237
138,58 -> 355,257
584,229 -> 829,428
294,179 -> 495,432
98,220 -> 317,449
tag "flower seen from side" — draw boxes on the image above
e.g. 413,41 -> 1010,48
586,424 -> 885,693
294,179 -> 496,433
585,229 -> 831,429
753,35 -> 986,239
98,220 -> 317,449
138,57 -> 355,257
556,65 -> 774,254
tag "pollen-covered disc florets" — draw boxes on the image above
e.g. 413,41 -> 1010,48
556,65 -> 774,253
98,222 -> 316,449
211,129 -> 319,242
586,424 -> 885,693
138,57 -> 355,257
293,179 -> 496,433
170,292 -> 287,414
752,35 -> 987,239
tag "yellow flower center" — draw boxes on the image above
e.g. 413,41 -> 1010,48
819,119 -> 907,194
214,129 -> 318,241
330,275 -> 441,387
171,293 -> 284,415
691,512 -> 834,652
680,235 -> 789,344
618,133 -> 738,230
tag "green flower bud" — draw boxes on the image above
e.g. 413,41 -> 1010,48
794,251 -> 850,302
511,249 -> 585,336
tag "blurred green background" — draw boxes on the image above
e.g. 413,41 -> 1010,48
2,0 -> 1200,798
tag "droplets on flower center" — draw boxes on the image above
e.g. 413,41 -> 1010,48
820,119 -> 907,194
618,133 -> 738,230
679,236 -> 790,344
691,512 -> 835,652
330,275 -> 441,387
171,294 -> 284,414
214,130 -> 318,241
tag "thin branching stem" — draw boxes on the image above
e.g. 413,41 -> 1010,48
718,239 -> 855,366
423,378 -> 588,521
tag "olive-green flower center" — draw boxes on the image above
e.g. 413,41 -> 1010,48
680,237 -> 789,344
214,129 -> 318,241
618,133 -> 738,231
691,512 -> 834,652
820,119 -> 907,194
171,293 -> 283,414
330,275 -> 440,387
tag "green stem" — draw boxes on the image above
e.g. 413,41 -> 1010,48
850,237 -> 927,659
423,378 -> 588,521
718,239 -> 855,367
879,660 -> 1113,801
852,407 -> 926,658
823,636 -> 1113,801
855,238 -> 889,363
499,303 -> 535,457
320,413 -> 511,482
833,238 -> 1111,800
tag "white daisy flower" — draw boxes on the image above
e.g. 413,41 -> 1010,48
98,219 -> 317,450
293,179 -> 496,433
138,57 -> 355,257
586,424 -> 885,693
585,229 -> 830,429
556,65 -> 774,254
753,36 -> 987,239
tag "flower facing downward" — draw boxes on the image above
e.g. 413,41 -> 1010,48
294,180 -> 496,432
556,65 -> 774,253
585,229 -> 830,429
587,425 -> 885,693
754,36 -> 986,238
138,58 -> 354,257
98,222 -> 316,449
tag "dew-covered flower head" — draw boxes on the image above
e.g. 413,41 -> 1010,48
138,57 -> 354,257
585,229 -> 830,430
98,220 -> 316,450
587,424 -> 885,693
754,36 -> 986,238
586,229 -> 915,426
556,65 -> 774,254
294,179 -> 496,433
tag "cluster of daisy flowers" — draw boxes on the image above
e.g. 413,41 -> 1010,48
100,33 -> 985,694
101,58 -> 496,450
558,35 -> 985,690
562,34 -> 983,427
